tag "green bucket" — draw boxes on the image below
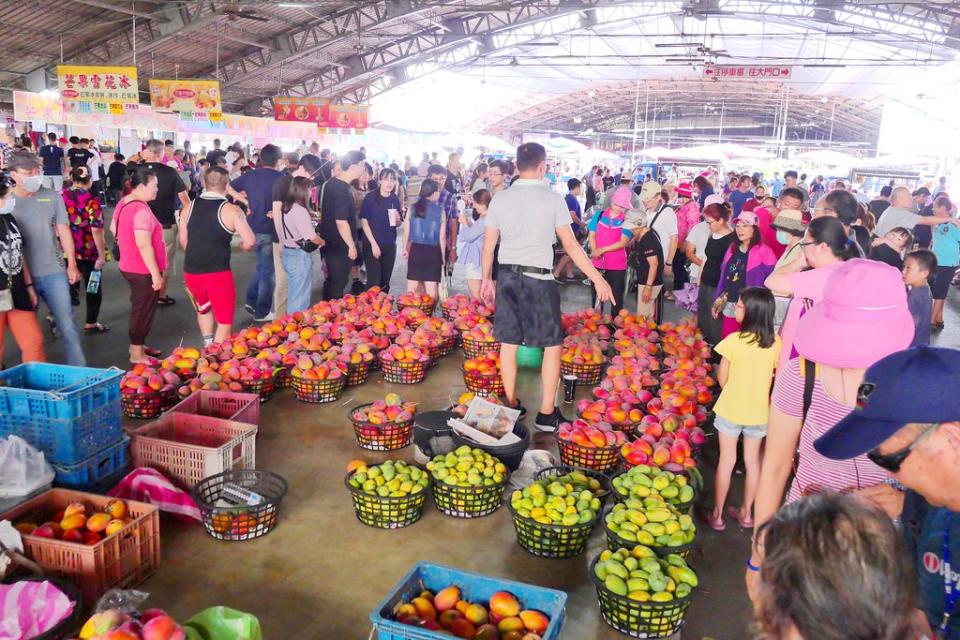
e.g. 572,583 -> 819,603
517,345 -> 544,368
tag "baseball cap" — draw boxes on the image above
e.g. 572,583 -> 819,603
703,194 -> 725,208
771,209 -> 806,234
814,347 -> 960,460
610,187 -> 633,210
640,181 -> 661,201
732,211 -> 758,226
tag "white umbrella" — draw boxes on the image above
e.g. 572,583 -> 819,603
794,149 -> 860,166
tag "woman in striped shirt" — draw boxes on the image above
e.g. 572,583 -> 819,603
751,259 -> 916,535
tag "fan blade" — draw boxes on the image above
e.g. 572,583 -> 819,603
236,10 -> 270,21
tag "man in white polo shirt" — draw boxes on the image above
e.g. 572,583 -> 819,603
481,142 -> 613,432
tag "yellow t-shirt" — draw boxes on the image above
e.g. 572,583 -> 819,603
712,332 -> 782,426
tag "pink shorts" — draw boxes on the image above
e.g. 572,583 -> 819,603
184,270 -> 236,325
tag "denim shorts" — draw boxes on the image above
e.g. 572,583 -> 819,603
714,414 -> 767,439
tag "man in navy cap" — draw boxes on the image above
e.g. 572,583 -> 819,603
814,346 -> 960,640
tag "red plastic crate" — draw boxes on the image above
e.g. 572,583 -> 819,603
128,413 -> 257,489
0,489 -> 160,607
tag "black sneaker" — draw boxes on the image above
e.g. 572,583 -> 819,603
534,408 -> 568,432
509,401 -> 527,420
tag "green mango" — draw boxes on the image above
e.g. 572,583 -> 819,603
627,578 -> 649,593
679,485 -> 695,503
677,566 -> 699,587
648,572 -> 668,593
668,533 -> 687,547
640,557 -> 661,573
676,582 -> 692,599
642,522 -> 666,537
618,529 -> 637,542
606,561 -> 629,580
667,554 -> 687,568
605,575 -> 628,596
629,569 -> 649,580
624,556 -> 639,571
660,485 -> 679,499
651,591 -> 673,602
636,530 -> 656,545
595,561 -> 609,580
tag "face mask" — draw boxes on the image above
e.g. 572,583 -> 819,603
19,175 -> 42,193
775,230 -> 791,245
0,197 -> 14,214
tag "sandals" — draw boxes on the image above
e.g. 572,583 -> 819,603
156,296 -> 176,307
932,322 -> 945,332
84,323 -> 110,334
708,512 -> 725,531
726,506 -> 754,529
143,347 -> 162,357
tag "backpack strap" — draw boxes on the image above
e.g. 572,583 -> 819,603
800,357 -> 816,426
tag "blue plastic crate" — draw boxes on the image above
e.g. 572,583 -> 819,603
53,436 -> 129,489
0,363 -> 122,420
371,562 -> 567,640
0,398 -> 122,465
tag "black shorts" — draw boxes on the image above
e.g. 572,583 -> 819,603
932,264 -> 957,300
493,270 -> 563,347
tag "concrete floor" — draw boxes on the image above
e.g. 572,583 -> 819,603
15,239 -> 960,639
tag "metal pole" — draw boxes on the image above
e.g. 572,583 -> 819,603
131,3 -> 137,66
59,34 -> 63,63
718,100 -> 724,144
828,101 -> 836,146
631,79 -> 640,166
642,87 -> 650,152
781,87 -> 790,157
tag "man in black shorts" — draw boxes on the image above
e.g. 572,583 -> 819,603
481,142 -> 613,431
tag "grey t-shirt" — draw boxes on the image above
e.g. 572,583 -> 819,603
486,178 -> 569,279
875,206 -> 922,237
11,188 -> 68,278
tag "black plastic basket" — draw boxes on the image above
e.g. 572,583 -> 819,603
560,359 -> 605,386
461,367 -> 505,397
450,422 -> 530,471
380,357 -> 429,384
238,375 -> 276,402
291,375 -> 346,403
431,476 -> 507,518
535,465 -> 614,506
194,469 -> 288,541
346,360 -> 373,386
437,333 -> 458,357
121,390 -> 176,419
349,403 -> 415,451
589,554 -> 694,638
274,367 -> 293,389
509,501 -> 600,558
556,435 -> 620,473
344,472 -> 429,528
609,469 -> 696,514
461,335 -> 500,359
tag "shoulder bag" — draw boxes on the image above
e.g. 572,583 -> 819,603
110,199 -> 128,262
281,206 -> 319,253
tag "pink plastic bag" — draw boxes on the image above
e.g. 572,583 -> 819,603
107,467 -> 202,522
674,283 -> 699,313
0,580 -> 75,639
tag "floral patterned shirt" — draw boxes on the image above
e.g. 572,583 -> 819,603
61,188 -> 103,262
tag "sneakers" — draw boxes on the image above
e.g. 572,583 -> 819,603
511,401 -> 527,420
253,312 -> 276,322
534,408 -> 569,432
244,304 -> 255,315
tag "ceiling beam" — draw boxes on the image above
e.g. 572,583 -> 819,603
72,0 -> 170,22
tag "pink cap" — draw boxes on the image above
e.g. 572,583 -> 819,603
610,187 -> 634,210
704,194 -> 725,208
677,182 -> 693,198
794,259 -> 914,368
733,211 -> 758,226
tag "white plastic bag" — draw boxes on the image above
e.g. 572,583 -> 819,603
506,449 -> 557,493
0,436 -> 55,498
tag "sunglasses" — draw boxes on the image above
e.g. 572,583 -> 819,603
866,424 -> 939,473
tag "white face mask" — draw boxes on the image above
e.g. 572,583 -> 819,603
18,175 -> 42,193
0,196 -> 13,214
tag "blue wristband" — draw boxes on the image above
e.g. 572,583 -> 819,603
746,558 -> 761,572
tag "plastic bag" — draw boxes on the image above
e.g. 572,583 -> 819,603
0,579 -> 76,639
506,449 -> 557,492
184,607 -> 262,640
93,588 -> 150,614
0,436 -> 55,498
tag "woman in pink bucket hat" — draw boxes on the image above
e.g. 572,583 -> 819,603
585,186 -> 634,316
749,259 -> 915,546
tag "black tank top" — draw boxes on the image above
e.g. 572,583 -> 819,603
183,193 -> 233,274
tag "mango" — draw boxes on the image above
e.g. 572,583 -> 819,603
60,513 -> 87,531
489,591 -> 520,619
465,603 -> 489,625
63,502 -> 86,518
411,597 -> 436,620
519,610 -> 549,634
475,623 -> 501,640
604,575 -> 628,596
651,591 -> 674,602
434,586 -> 460,613
449,618 -> 476,639
86,512 -> 112,533
497,616 -> 525,633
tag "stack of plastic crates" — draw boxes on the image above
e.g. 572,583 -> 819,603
0,363 -> 127,491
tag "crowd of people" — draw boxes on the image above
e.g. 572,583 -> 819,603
0,130 -> 958,638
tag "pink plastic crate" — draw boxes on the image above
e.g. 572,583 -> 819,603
166,390 -> 259,426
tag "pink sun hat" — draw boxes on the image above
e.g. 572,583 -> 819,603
610,186 -> 634,210
793,259 -> 915,369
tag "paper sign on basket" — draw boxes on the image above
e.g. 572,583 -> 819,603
446,397 -> 520,445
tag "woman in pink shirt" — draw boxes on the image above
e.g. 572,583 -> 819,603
587,187 -> 634,317
110,165 -> 167,364
765,217 -> 858,373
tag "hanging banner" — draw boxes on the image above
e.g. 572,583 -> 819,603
327,104 -> 368,130
13,91 -> 63,123
57,65 -> 139,114
704,65 -> 792,80
273,97 -> 329,125
13,91 -> 178,131
148,79 -> 222,122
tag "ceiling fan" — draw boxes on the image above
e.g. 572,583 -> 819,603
218,1 -> 270,22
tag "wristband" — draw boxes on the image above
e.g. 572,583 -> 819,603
746,558 -> 761,572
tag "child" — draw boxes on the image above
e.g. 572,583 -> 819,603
868,227 -> 912,270
553,178 -> 584,281
709,287 -> 780,531
903,249 -> 936,347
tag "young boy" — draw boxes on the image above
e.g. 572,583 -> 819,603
869,227 -> 913,270
552,178 -> 584,281
903,249 -> 937,346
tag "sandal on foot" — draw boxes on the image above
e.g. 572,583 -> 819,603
708,513 -> 726,531
157,296 -> 176,307
143,347 -> 162,357
84,323 -> 110,334
45,316 -> 58,337
727,506 -> 754,529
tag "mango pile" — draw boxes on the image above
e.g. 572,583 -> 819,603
594,545 -> 699,602
347,460 -> 428,497
510,475 -> 601,526
605,498 -> 696,548
427,446 -> 508,487
612,465 -> 695,508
